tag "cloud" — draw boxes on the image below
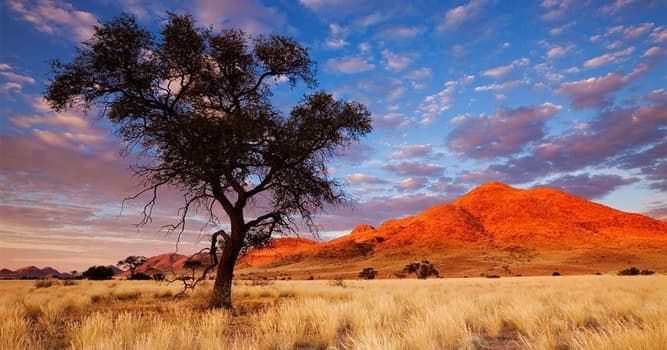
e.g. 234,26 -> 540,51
546,43 -> 575,59
583,47 -> 634,69
391,144 -> 433,158
385,86 -> 407,101
346,173 -> 388,185
382,50 -> 413,71
540,0 -> 575,21
396,177 -> 428,191
549,22 -> 573,36
319,193 -> 453,230
325,38 -> 349,48
0,71 -> 36,85
439,0 -> 486,31
536,174 -> 638,199
599,0 -> 636,14
474,79 -> 525,92
406,67 -> 432,80
7,0 -> 98,41
336,141 -> 375,165
447,103 -> 562,160
536,100 -> 667,173
428,177 -> 469,195
481,58 -> 529,78
383,162 -> 444,177
649,26 -> 667,43
556,62 -> 648,109
194,0 -> 286,35
377,25 -> 424,39
373,113 -> 412,129
643,205 -> 667,221
418,75 -> 474,124
326,56 -> 375,73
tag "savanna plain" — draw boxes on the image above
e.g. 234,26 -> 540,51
2,276 -> 665,350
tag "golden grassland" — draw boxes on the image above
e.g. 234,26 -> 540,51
1,275 -> 666,350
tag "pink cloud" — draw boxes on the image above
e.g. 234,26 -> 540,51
395,177 -> 428,191
383,161 -> 444,177
439,0 -> 486,30
535,174 -> 638,199
346,173 -> 388,185
326,56 -> 375,73
195,0 -> 286,35
447,103 -> 562,160
556,62 -> 649,109
391,144 -> 433,158
7,0 -> 98,41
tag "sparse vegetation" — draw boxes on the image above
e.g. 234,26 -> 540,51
1,276 -> 666,349
33,280 -> 56,288
358,267 -> 377,280
403,259 -> 440,279
618,267 -> 655,276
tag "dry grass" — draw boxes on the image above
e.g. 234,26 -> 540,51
0,275 -> 665,349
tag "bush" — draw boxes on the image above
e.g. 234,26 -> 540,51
640,269 -> 655,275
358,267 -> 377,280
62,279 -> 77,286
128,272 -> 152,280
307,275 -> 315,280
486,275 -> 501,279
403,259 -> 439,279
34,279 -> 56,288
82,265 -> 114,280
552,271 -> 561,276
152,273 -> 165,281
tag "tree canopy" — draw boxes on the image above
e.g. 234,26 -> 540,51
46,13 -> 372,308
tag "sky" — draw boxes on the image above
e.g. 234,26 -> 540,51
1,0 -> 666,271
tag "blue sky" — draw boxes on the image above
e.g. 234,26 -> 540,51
1,0 -> 666,270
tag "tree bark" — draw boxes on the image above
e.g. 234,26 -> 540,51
211,212 -> 245,309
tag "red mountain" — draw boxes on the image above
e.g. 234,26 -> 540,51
236,182 -> 667,278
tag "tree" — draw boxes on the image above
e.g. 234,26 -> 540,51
403,259 -> 439,279
183,259 -> 203,277
117,255 -> 148,278
82,266 -> 114,280
46,14 -> 372,309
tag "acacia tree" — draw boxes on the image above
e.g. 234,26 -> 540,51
46,14 -> 372,308
117,255 -> 148,278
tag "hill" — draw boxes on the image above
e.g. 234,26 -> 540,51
235,182 -> 667,278
0,266 -> 73,279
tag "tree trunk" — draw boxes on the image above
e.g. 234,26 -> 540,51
211,214 -> 244,309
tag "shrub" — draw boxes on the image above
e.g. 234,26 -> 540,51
403,259 -> 439,279
617,267 -> 655,276
129,272 -> 152,280
358,267 -> 377,280
307,275 -> 315,280
34,279 -> 56,288
152,273 -> 165,281
552,271 -> 561,276
62,279 -> 77,286
486,275 -> 501,279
